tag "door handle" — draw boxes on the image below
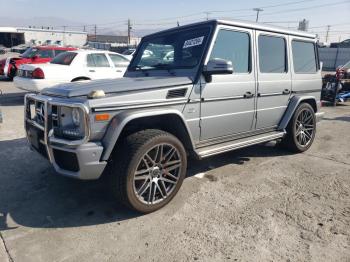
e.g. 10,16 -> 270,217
282,89 -> 290,95
116,70 -> 122,73
244,92 -> 254,98
89,70 -> 95,73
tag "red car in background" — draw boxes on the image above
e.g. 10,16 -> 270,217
0,46 -> 77,80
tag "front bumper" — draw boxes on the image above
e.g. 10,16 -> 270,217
25,95 -> 107,180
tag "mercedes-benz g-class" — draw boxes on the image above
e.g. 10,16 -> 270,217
24,20 -> 324,213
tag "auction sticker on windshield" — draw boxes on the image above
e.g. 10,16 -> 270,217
183,36 -> 205,49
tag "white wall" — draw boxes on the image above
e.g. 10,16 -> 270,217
17,28 -> 87,47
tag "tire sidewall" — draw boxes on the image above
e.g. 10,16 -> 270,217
291,103 -> 316,152
125,133 -> 187,213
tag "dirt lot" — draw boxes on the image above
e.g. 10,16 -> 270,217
0,74 -> 349,262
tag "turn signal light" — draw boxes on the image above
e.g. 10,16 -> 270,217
95,113 -> 110,122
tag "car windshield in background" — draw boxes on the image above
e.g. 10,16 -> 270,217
50,52 -> 77,65
21,48 -> 38,58
129,26 -> 211,71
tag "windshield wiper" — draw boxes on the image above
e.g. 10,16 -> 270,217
152,63 -> 176,76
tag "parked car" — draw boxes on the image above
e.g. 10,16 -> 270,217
14,50 -> 130,92
330,39 -> 350,48
24,19 -> 324,213
0,46 -> 77,80
0,45 -> 7,55
10,44 -> 31,54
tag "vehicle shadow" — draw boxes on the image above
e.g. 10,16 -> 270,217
0,137 -> 291,230
323,116 -> 350,123
0,92 -> 26,106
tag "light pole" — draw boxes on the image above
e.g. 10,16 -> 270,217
253,8 -> 264,22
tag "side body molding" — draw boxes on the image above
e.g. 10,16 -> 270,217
100,108 -> 196,161
278,95 -> 318,130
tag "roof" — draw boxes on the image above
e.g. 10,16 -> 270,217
70,49 -> 124,55
87,35 -> 128,44
0,26 -> 87,35
34,46 -> 77,50
146,19 -> 316,39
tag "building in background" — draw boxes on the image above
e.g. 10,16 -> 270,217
0,27 -> 87,48
87,34 -> 141,52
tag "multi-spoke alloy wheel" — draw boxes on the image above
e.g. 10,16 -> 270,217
295,108 -> 315,147
281,103 -> 316,153
133,143 -> 182,205
107,129 -> 187,213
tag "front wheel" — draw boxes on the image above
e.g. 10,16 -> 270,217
106,129 -> 187,213
281,103 -> 316,153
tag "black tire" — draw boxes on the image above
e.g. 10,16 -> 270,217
281,103 -> 316,153
105,129 -> 187,213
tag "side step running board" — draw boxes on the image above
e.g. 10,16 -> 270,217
196,131 -> 286,159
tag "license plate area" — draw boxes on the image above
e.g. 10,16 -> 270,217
26,122 -> 48,158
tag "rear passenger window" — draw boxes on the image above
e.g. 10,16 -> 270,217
259,35 -> 287,73
292,40 -> 317,73
38,49 -> 54,58
87,54 -> 110,67
210,29 -> 250,73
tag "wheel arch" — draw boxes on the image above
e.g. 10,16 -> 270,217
71,76 -> 90,82
101,109 -> 196,161
278,96 -> 318,130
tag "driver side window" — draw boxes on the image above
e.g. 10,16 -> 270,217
210,29 -> 251,73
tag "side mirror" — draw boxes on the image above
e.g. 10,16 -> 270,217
32,55 -> 38,60
203,58 -> 233,82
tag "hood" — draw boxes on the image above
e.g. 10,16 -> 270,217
41,76 -> 193,98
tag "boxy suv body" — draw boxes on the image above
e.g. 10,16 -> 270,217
25,20 -> 324,213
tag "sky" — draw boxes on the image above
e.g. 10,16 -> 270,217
1,0 -> 350,42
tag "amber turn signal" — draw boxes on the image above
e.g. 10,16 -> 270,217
95,113 -> 110,121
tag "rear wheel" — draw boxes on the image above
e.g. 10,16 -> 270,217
106,129 -> 187,213
281,103 -> 316,152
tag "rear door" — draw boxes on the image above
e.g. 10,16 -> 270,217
255,32 -> 292,129
86,53 -> 115,79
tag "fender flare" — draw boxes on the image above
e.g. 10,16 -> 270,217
100,108 -> 195,161
278,95 -> 318,130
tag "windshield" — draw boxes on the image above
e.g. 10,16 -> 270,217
123,49 -> 135,55
50,52 -> 77,65
129,26 -> 211,71
343,61 -> 350,69
21,47 -> 38,58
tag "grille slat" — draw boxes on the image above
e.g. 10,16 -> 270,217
166,88 -> 188,99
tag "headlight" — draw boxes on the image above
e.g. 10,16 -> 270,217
72,108 -> 80,127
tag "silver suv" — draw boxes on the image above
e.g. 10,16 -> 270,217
24,20 -> 324,213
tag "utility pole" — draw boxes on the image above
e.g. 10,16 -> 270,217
325,25 -> 331,43
253,8 -> 263,22
83,25 -> 86,32
204,12 -> 211,21
127,19 -> 132,45
94,24 -> 97,41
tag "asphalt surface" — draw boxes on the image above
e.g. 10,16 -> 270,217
0,69 -> 349,261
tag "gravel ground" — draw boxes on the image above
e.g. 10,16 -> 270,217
0,77 -> 349,262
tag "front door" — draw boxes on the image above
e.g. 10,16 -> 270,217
200,26 -> 256,141
255,32 -> 292,129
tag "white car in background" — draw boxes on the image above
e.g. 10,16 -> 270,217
14,50 -> 130,92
